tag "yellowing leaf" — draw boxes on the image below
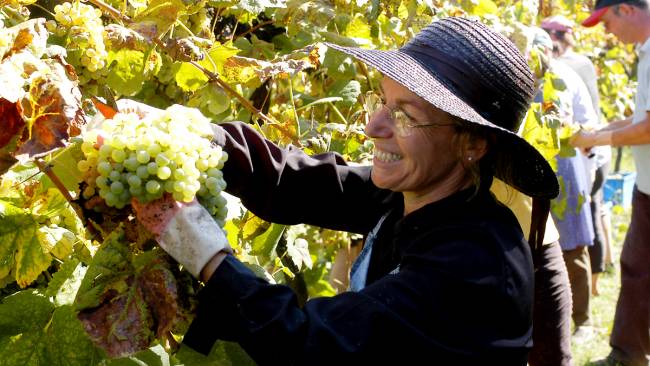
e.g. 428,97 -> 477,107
106,49 -> 147,96
521,103 -> 559,170
0,201 -> 50,287
133,0 -> 187,38
344,14 -> 371,45
470,0 -> 498,16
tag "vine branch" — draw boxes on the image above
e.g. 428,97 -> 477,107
35,159 -> 99,238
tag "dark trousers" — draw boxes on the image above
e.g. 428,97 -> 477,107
590,162 -> 610,273
610,188 -> 650,366
529,241 -> 573,366
563,245 -> 592,326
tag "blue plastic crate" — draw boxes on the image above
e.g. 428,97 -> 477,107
604,172 -> 636,208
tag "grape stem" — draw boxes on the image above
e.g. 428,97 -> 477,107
85,0 -> 303,147
35,159 -> 99,238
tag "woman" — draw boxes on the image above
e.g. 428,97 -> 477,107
134,17 -> 559,364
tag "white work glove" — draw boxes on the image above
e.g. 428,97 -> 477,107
132,194 -> 232,278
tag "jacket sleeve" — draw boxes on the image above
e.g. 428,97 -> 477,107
212,122 -> 394,234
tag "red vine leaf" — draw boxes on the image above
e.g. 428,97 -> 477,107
75,226 -> 194,358
0,99 -> 25,148
15,60 -> 86,157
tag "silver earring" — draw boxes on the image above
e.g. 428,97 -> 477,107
467,156 -> 473,162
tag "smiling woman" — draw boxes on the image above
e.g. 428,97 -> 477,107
132,17 -> 560,365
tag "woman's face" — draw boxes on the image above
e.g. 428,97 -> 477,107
365,78 -> 473,207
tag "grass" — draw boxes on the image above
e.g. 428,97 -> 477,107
571,203 -> 631,365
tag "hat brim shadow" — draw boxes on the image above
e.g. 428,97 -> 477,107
326,43 -> 559,199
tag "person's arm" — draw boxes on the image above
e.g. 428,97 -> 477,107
570,114 -> 650,147
183,229 -> 531,364
212,122 -> 394,234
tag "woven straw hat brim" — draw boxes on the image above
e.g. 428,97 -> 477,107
327,43 -> 558,199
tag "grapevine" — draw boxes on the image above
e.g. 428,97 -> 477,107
0,0 -> 637,363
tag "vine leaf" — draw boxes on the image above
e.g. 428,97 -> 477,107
106,49 -> 147,96
75,226 -> 194,358
0,200 -> 58,287
223,44 -> 320,85
0,98 -> 24,153
132,0 -> 187,39
0,19 -> 85,177
0,290 -> 103,365
286,238 -> 312,271
174,42 -> 240,92
238,0 -> 286,14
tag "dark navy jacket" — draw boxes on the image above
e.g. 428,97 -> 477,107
183,122 -> 533,365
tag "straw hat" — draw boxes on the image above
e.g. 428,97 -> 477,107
326,17 -> 559,200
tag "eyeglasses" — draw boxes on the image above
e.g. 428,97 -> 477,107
364,92 -> 455,137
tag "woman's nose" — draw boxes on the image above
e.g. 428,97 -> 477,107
365,109 -> 393,138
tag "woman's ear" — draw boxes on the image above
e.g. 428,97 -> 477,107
463,135 -> 489,162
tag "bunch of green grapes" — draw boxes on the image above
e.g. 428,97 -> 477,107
48,2 -> 108,85
78,105 -> 229,225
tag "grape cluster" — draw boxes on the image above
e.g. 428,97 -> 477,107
78,105 -> 229,225
49,2 -> 108,84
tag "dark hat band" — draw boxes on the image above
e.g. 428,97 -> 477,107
401,42 -> 507,130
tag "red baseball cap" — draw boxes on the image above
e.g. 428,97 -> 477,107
582,0 -> 645,27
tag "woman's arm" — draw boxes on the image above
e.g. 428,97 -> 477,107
212,122 -> 396,233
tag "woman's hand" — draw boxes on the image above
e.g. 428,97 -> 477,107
132,194 -> 232,279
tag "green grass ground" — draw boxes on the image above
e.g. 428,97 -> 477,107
571,203 -> 630,365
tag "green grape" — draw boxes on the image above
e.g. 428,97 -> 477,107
127,175 -> 142,187
157,166 -> 172,180
146,180 -> 161,194
155,153 -> 170,166
97,161 -> 112,176
147,144 -> 162,156
111,149 -> 126,163
110,181 -> 125,194
136,150 -> 150,164
77,160 -> 90,172
137,165 -> 150,179
124,157 -> 139,171
147,162 -> 159,175
109,170 -> 121,182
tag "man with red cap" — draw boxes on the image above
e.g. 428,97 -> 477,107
571,0 -> 650,365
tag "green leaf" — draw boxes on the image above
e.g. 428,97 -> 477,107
175,43 -> 240,92
45,258 -> 86,306
44,305 -> 104,366
106,50 -> 147,96
0,200 -> 52,287
286,238 -> 312,271
74,227 -> 132,310
0,330 -> 48,365
0,289 -> 53,335
107,344 -> 171,366
43,142 -> 84,193
327,79 -> 361,107
238,0 -> 286,14
250,223 -> 286,258
133,0 -> 187,38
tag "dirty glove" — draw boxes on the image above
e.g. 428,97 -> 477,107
132,194 -> 232,278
